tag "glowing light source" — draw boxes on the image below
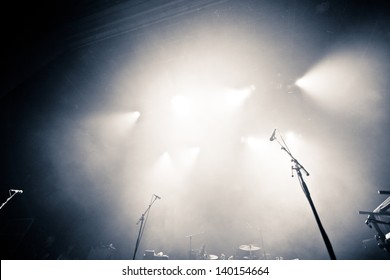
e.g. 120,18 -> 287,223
285,131 -> 297,143
126,111 -> 141,125
294,47 -> 384,120
171,95 -> 192,117
295,78 -> 305,88
94,111 -> 140,142
160,152 -> 172,165
154,151 -> 175,176
283,131 -> 304,152
294,73 -> 323,94
241,136 -> 264,150
225,85 -> 255,107
180,146 -> 201,168
188,146 -> 201,158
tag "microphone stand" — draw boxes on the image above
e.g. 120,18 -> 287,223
132,195 -> 159,260
0,190 -> 22,211
272,135 -> 337,260
185,231 -> 204,259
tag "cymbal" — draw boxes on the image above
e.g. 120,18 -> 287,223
239,244 -> 261,251
207,254 -> 218,260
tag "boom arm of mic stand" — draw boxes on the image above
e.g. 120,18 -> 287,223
281,147 -> 310,176
0,191 -> 20,211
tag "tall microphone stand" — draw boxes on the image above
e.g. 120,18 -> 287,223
271,132 -> 336,260
132,195 -> 159,260
0,190 -> 22,211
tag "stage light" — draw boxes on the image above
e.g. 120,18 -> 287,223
295,78 -> 305,88
153,152 -> 175,177
225,85 -> 255,107
188,146 -> 201,157
283,131 -> 305,153
286,84 -> 300,94
241,136 -> 263,150
246,136 -> 262,149
286,131 -> 297,142
294,47 -> 385,120
148,151 -> 179,190
171,95 -> 192,117
160,152 -> 172,165
180,146 -> 201,168
294,72 -> 323,94
126,111 -> 141,125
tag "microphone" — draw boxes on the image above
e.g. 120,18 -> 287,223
10,189 -> 23,193
269,129 -> 276,141
154,194 -> 161,199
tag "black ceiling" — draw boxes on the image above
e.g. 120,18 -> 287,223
2,0 -> 389,98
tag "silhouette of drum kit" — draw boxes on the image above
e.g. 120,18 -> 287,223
235,244 -> 262,260
185,231 -> 266,260
188,246 -> 220,260
188,243 -> 263,260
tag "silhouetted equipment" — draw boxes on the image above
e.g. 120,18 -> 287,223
359,190 -> 390,254
206,254 -> 218,260
185,231 -> 205,259
270,129 -> 337,260
0,189 -> 24,211
87,243 -> 117,259
234,244 -> 262,260
239,244 -> 261,251
187,244 -> 219,260
133,194 -> 160,260
143,250 -> 169,260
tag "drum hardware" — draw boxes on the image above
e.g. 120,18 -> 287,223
185,231 -> 204,259
359,190 -> 390,254
236,244 -> 261,260
239,244 -> 261,252
206,254 -> 218,260
143,249 -> 169,260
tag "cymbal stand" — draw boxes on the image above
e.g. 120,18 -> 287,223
272,131 -> 336,260
132,195 -> 159,260
185,231 -> 204,259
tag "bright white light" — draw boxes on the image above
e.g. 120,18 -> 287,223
188,146 -> 200,158
153,152 -> 175,178
171,95 -> 192,117
180,146 -> 201,168
225,85 -> 255,107
295,78 -> 305,88
125,111 -> 141,125
294,72 -> 326,94
148,151 -> 180,190
241,136 -> 264,150
294,47 -> 384,120
160,152 -> 172,165
284,131 -> 304,151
